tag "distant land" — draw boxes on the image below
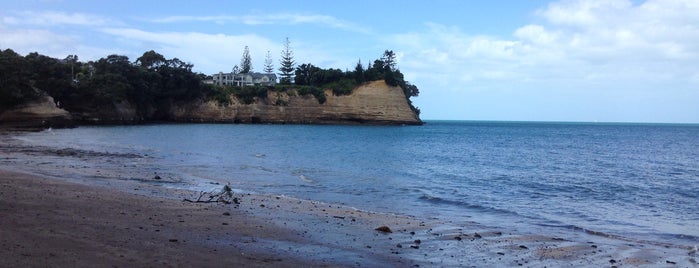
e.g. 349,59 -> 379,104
0,49 -> 421,129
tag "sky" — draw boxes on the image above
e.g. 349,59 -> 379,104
2,0 -> 698,123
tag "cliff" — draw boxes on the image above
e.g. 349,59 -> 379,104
0,96 -> 73,129
170,80 -> 422,125
1,80 -> 421,128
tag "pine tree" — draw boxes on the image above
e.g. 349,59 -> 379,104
240,46 -> 252,73
354,59 -> 364,83
264,50 -> 274,73
278,37 -> 295,84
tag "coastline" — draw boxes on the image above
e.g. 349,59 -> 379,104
1,130 -> 696,267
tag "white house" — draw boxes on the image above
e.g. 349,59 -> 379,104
212,72 -> 277,86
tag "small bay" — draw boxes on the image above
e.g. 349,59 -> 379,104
16,121 -> 699,247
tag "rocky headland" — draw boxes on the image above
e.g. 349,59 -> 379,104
0,80 -> 422,129
171,80 -> 421,125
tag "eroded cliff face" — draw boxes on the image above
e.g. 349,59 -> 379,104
1,80 -> 421,128
170,80 -> 422,125
0,96 -> 73,129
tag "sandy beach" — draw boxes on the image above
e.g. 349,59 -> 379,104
1,130 -> 697,267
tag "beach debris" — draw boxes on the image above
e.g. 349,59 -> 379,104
153,175 -> 162,180
689,245 -> 698,255
474,232 -> 482,239
183,184 -> 239,204
375,226 -> 393,233
519,245 -> 528,250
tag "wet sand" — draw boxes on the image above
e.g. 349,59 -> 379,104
1,131 -> 697,267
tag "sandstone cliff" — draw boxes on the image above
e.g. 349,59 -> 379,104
0,96 -> 73,129
1,80 -> 421,128
170,80 -> 422,125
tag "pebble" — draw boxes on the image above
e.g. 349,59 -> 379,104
375,226 -> 392,233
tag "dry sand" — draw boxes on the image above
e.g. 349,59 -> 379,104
1,130 -> 697,267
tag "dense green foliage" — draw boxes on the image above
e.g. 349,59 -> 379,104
0,49 -> 212,117
234,85 -> 271,104
0,49 -> 43,109
295,86 -> 327,104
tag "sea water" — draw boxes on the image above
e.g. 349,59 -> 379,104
15,121 -> 699,247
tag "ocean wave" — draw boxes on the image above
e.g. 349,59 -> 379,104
534,222 -> 699,249
417,194 -> 525,218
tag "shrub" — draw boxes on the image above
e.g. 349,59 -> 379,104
296,86 -> 326,104
235,85 -> 269,104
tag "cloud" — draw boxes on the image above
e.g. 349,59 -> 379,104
388,0 -> 699,90
150,13 -> 371,34
384,0 -> 699,122
537,0 -> 633,27
2,10 -> 116,27
0,11 -> 123,60
0,27 -> 75,53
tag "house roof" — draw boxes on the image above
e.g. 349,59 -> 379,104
215,72 -> 277,79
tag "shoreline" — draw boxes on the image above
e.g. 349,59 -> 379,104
1,131 -> 697,266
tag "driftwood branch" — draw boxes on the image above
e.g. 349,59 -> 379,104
184,185 -> 239,204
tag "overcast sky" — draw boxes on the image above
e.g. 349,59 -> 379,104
2,0 -> 698,123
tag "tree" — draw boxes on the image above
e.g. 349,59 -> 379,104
0,49 -> 39,109
264,50 -> 274,73
64,54 -> 79,82
240,46 -> 252,73
294,63 -> 319,85
353,59 -> 364,83
381,50 -> 396,71
278,37 -> 295,84
136,50 -> 166,70
403,81 -> 420,97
